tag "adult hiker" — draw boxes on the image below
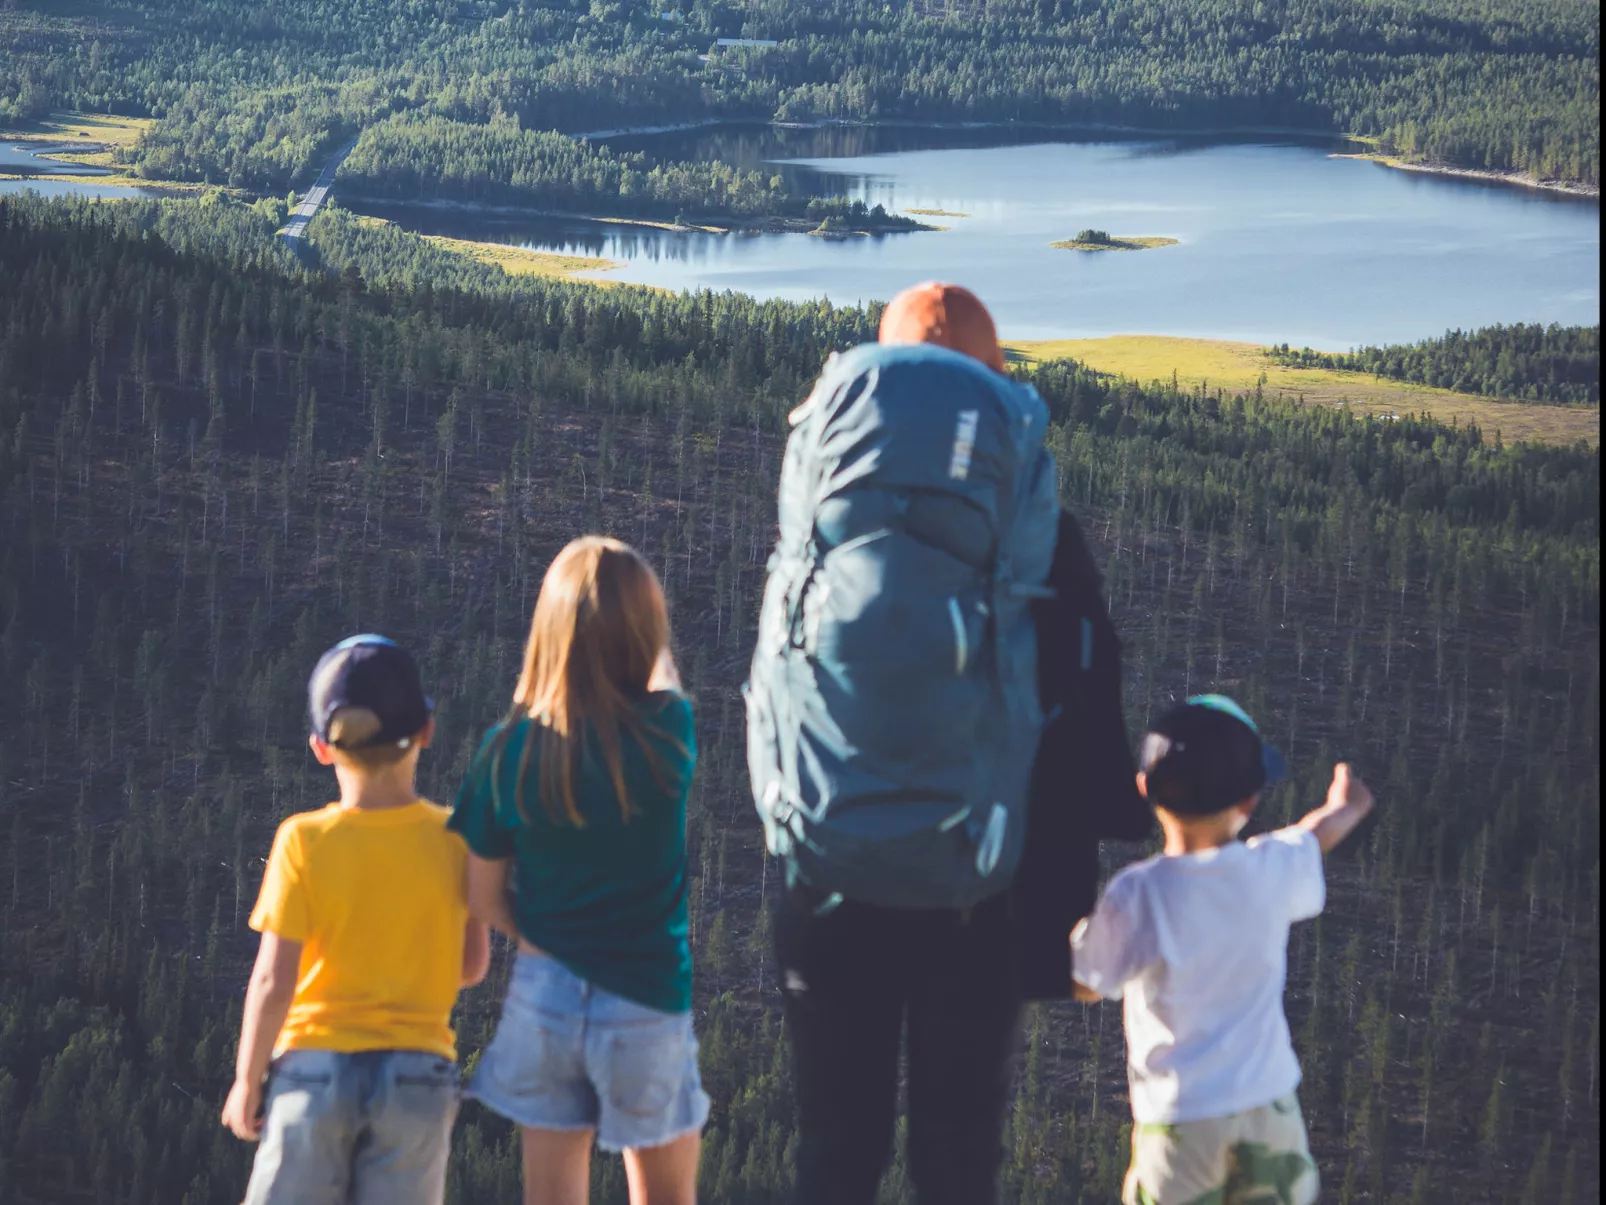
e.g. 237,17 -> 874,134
745,282 -> 1060,1205
1011,501 -> 1154,1003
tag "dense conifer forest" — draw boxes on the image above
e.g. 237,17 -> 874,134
0,191 -> 1597,1203
1269,325 -> 1602,406
0,0 -> 1599,207
336,112 -> 923,229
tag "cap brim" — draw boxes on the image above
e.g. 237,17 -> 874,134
1262,743 -> 1289,786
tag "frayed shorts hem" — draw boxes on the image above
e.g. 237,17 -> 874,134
467,1078 -> 709,1153
596,1105 -> 709,1154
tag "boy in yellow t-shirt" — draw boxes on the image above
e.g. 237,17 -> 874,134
222,635 -> 490,1205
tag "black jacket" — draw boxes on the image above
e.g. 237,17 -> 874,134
1012,509 -> 1153,1000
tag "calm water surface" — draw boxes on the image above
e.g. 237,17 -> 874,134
0,177 -> 168,201
0,178 -> 171,204
9,126 -> 1596,348
0,142 -> 111,175
355,130 -> 1600,348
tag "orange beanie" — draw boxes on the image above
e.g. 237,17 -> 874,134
878,281 -> 1005,373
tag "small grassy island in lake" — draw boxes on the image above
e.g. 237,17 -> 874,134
807,201 -> 933,236
1053,228 -> 1179,251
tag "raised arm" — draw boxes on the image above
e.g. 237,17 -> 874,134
1297,763 -> 1376,854
466,852 -> 520,941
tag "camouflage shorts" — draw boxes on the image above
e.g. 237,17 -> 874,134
1123,1094 -> 1320,1205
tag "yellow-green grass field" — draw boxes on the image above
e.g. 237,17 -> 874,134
0,111 -> 210,191
1051,235 -> 1179,251
905,208 -> 969,218
1005,335 -> 1599,447
2,111 -> 151,148
421,234 -> 626,283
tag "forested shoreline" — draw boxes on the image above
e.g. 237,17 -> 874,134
0,191 -> 1597,1203
1,0 -> 1598,207
335,112 -> 926,230
1270,325 -> 1602,406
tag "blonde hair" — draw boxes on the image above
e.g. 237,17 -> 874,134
326,706 -> 414,768
492,536 -> 680,826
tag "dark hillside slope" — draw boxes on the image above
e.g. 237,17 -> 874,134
0,194 -> 1598,1203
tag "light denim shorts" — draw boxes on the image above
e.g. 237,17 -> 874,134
468,953 -> 709,1152
243,1048 -> 459,1205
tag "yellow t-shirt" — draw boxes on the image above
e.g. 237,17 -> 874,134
249,800 -> 468,1059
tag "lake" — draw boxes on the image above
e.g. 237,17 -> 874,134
0,141 -> 172,202
353,127 -> 1601,348
9,125 -> 1597,348
0,142 -> 111,175
0,177 -> 170,202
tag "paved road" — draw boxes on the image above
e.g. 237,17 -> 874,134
280,140 -> 357,240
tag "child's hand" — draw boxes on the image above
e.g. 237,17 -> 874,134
221,1077 -> 264,1141
1326,763 -> 1375,819
1299,762 -> 1375,853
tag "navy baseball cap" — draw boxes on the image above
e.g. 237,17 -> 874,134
1139,694 -> 1288,815
307,635 -> 433,750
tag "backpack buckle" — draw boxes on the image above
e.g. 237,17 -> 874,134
948,802 -> 1006,876
761,781 -> 796,857
975,803 -> 1008,877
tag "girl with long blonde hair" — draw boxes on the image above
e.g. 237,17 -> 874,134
449,536 -> 706,1205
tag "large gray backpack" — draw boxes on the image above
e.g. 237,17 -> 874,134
744,341 -> 1059,910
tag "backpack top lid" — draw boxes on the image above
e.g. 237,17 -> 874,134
781,341 -> 1051,578
794,341 -> 1047,485
796,339 -> 1037,423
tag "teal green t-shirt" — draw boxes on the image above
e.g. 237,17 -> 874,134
447,692 -> 696,1014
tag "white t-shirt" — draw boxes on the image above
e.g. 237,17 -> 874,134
1071,826 -> 1325,1124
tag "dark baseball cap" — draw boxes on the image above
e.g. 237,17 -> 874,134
307,635 -> 433,750
1139,694 -> 1288,816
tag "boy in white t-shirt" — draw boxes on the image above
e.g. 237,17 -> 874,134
1071,694 -> 1375,1205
